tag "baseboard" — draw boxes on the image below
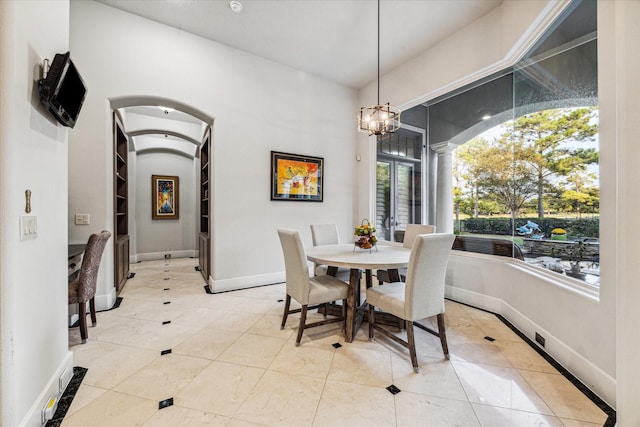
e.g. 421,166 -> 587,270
445,285 -> 616,408
209,271 -> 285,293
132,250 -> 196,263
19,351 -> 73,427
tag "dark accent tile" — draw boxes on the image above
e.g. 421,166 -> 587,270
447,298 -> 616,423
332,343 -> 342,348
204,286 -> 213,294
158,397 -> 174,410
484,336 -> 495,342
386,385 -> 401,395
195,266 -> 201,272
163,301 -> 171,305
162,321 -> 171,325
161,349 -> 172,356
164,269 -> 170,273
127,272 -> 136,279
164,288 -> 170,291
44,367 -> 88,427
277,299 -> 284,303
163,277 -> 170,281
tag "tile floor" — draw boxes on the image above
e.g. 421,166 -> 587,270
62,258 -> 609,426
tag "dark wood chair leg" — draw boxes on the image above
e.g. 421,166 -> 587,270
280,294 -> 291,330
368,304 -> 375,340
437,313 -> 450,359
295,305 -> 308,346
323,302 -> 328,318
78,302 -> 88,343
342,299 -> 347,333
406,320 -> 419,372
90,297 -> 97,326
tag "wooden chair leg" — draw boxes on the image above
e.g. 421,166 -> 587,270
406,320 -> 419,372
368,304 -> 375,340
90,297 -> 97,326
437,313 -> 450,360
323,302 -> 328,318
78,302 -> 88,344
295,305 -> 308,346
280,295 -> 291,330
342,299 -> 347,334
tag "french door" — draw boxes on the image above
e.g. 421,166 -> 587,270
376,160 -> 421,241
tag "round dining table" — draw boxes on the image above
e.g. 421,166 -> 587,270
306,243 -> 411,342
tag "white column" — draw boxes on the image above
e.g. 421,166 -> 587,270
431,142 -> 456,233
427,147 -> 437,225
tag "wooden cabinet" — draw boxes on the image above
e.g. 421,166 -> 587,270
198,131 -> 211,281
113,112 -> 129,293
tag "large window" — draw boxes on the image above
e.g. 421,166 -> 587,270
381,0 -> 599,285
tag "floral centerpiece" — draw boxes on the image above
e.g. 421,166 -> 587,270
354,219 -> 377,251
551,228 -> 567,241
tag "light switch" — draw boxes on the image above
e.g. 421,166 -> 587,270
20,216 -> 37,240
75,214 -> 90,225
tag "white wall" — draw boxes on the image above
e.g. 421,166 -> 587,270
69,0 -> 359,301
134,151 -> 196,259
0,1 -> 74,425
600,1 -> 640,425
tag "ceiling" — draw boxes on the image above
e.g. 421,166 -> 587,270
96,0 -> 503,89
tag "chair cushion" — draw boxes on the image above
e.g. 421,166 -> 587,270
366,281 -> 406,319
308,274 -> 349,306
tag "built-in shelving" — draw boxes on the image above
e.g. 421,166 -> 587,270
198,131 -> 211,281
113,112 -> 130,293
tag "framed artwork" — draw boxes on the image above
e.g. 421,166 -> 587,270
152,175 -> 179,219
271,151 -> 323,202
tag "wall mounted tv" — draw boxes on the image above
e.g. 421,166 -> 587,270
38,52 -> 87,128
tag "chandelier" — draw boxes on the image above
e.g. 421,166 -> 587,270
357,0 -> 400,136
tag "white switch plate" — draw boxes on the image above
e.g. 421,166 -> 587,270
20,216 -> 37,240
75,214 -> 90,225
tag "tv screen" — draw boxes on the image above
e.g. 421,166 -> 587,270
39,52 -> 87,128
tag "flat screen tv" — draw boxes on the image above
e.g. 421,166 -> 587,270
38,52 -> 87,128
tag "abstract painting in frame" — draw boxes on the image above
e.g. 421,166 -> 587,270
271,151 -> 323,202
152,175 -> 179,219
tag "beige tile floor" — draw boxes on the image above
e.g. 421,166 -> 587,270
63,258 -> 609,427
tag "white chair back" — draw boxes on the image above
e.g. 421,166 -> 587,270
278,229 -> 311,305
403,233 -> 454,320
310,223 -> 340,246
402,224 -> 436,249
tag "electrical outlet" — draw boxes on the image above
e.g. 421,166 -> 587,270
59,368 -> 68,393
535,332 -> 546,347
75,214 -> 90,225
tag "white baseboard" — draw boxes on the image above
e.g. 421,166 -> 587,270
19,351 -> 73,427
131,250 -> 197,263
445,285 -> 616,408
209,271 -> 285,293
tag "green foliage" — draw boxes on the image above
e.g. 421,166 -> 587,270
453,107 -> 600,219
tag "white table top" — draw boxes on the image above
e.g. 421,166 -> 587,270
306,243 -> 410,270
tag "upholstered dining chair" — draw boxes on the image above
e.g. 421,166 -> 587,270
309,223 -> 352,282
367,233 -> 455,372
68,230 -> 111,344
376,224 -> 436,285
278,228 -> 349,346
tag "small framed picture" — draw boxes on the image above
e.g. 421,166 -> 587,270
152,175 -> 179,219
270,151 -> 323,202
